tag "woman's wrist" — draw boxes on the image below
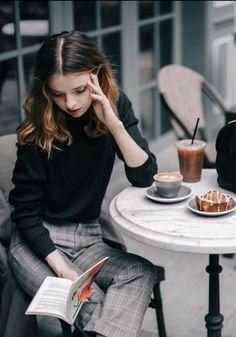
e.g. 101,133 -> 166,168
108,119 -> 124,133
45,249 -> 78,280
45,249 -> 64,276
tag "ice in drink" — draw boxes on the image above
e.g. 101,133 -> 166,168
176,139 -> 206,183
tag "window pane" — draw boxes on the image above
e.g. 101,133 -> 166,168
0,1 -> 16,51
19,1 -> 49,47
0,58 -> 19,136
139,1 -> 154,20
74,1 -> 96,32
159,1 -> 173,15
160,19 -> 173,68
139,24 -> 154,85
102,32 -> 122,84
101,1 -> 120,28
140,89 -> 155,140
23,53 -> 36,86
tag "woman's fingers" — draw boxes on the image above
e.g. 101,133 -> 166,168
90,72 -> 100,86
88,73 -> 103,92
90,93 -> 105,102
87,79 -> 99,93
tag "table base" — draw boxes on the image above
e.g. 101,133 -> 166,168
205,254 -> 224,337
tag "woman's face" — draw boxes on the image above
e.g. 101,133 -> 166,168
47,72 -> 93,118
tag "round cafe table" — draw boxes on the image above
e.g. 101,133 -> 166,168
109,169 -> 236,337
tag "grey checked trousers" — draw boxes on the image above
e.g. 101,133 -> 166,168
8,220 -> 159,337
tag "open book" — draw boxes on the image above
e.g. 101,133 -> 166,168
25,256 -> 109,324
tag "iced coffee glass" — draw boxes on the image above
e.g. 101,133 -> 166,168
176,139 -> 206,183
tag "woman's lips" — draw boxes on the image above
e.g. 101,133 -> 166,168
68,107 -> 82,115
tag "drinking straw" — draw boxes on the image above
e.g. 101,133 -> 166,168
191,117 -> 200,145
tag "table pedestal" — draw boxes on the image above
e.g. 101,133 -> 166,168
205,255 -> 224,337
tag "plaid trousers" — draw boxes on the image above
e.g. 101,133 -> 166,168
8,220 -> 158,337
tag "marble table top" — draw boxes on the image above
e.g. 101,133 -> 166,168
109,169 -> 236,254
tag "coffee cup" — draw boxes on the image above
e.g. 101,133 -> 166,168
175,139 -> 206,183
153,171 -> 183,198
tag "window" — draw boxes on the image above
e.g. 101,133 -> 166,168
74,1 -> 122,84
0,1 -> 49,136
0,1 -> 176,141
138,1 -> 174,140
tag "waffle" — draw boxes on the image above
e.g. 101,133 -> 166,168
195,190 -> 234,212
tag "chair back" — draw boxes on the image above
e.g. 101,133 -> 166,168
157,64 -> 206,139
157,64 -> 227,167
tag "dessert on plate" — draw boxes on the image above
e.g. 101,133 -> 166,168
195,190 -> 234,212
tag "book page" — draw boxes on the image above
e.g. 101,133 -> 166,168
26,276 -> 72,322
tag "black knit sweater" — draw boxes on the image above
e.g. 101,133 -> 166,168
9,91 -> 157,258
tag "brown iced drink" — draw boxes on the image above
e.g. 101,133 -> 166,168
176,139 -> 206,183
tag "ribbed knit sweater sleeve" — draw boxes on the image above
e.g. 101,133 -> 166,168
117,91 -> 158,187
9,144 -> 56,258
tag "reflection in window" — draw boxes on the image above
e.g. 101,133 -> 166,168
0,1 -> 16,52
102,32 -> 122,84
140,89 -> 155,140
74,1 -> 96,32
139,1 -> 154,20
0,58 -> 19,136
19,1 -> 49,47
101,1 -> 120,28
160,19 -> 173,68
139,24 -> 154,85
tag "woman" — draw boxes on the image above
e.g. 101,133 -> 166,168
8,31 -> 158,337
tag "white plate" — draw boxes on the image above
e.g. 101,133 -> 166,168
187,197 -> 236,217
145,185 -> 192,204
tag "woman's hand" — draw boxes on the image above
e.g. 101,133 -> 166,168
87,73 -> 122,130
87,72 -> 148,168
45,249 -> 79,282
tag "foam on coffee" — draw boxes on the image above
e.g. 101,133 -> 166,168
154,172 -> 182,182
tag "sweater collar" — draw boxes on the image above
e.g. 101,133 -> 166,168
65,110 -> 91,134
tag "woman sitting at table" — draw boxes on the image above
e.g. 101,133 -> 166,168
8,30 -> 159,337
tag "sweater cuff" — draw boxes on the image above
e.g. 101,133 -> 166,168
22,226 -> 57,259
125,156 -> 156,187
34,234 -> 57,259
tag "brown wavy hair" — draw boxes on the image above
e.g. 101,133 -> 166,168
17,31 -> 120,155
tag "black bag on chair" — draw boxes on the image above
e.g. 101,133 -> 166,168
216,120 -> 236,192
216,120 -> 236,259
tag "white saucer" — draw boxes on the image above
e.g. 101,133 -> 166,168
145,185 -> 192,204
187,197 -> 236,217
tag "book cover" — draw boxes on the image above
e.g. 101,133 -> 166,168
25,256 -> 109,324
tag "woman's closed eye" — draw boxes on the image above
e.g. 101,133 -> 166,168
51,92 -> 64,97
75,86 -> 87,94
50,86 -> 87,97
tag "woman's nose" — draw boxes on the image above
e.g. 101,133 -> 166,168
65,94 -> 78,110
